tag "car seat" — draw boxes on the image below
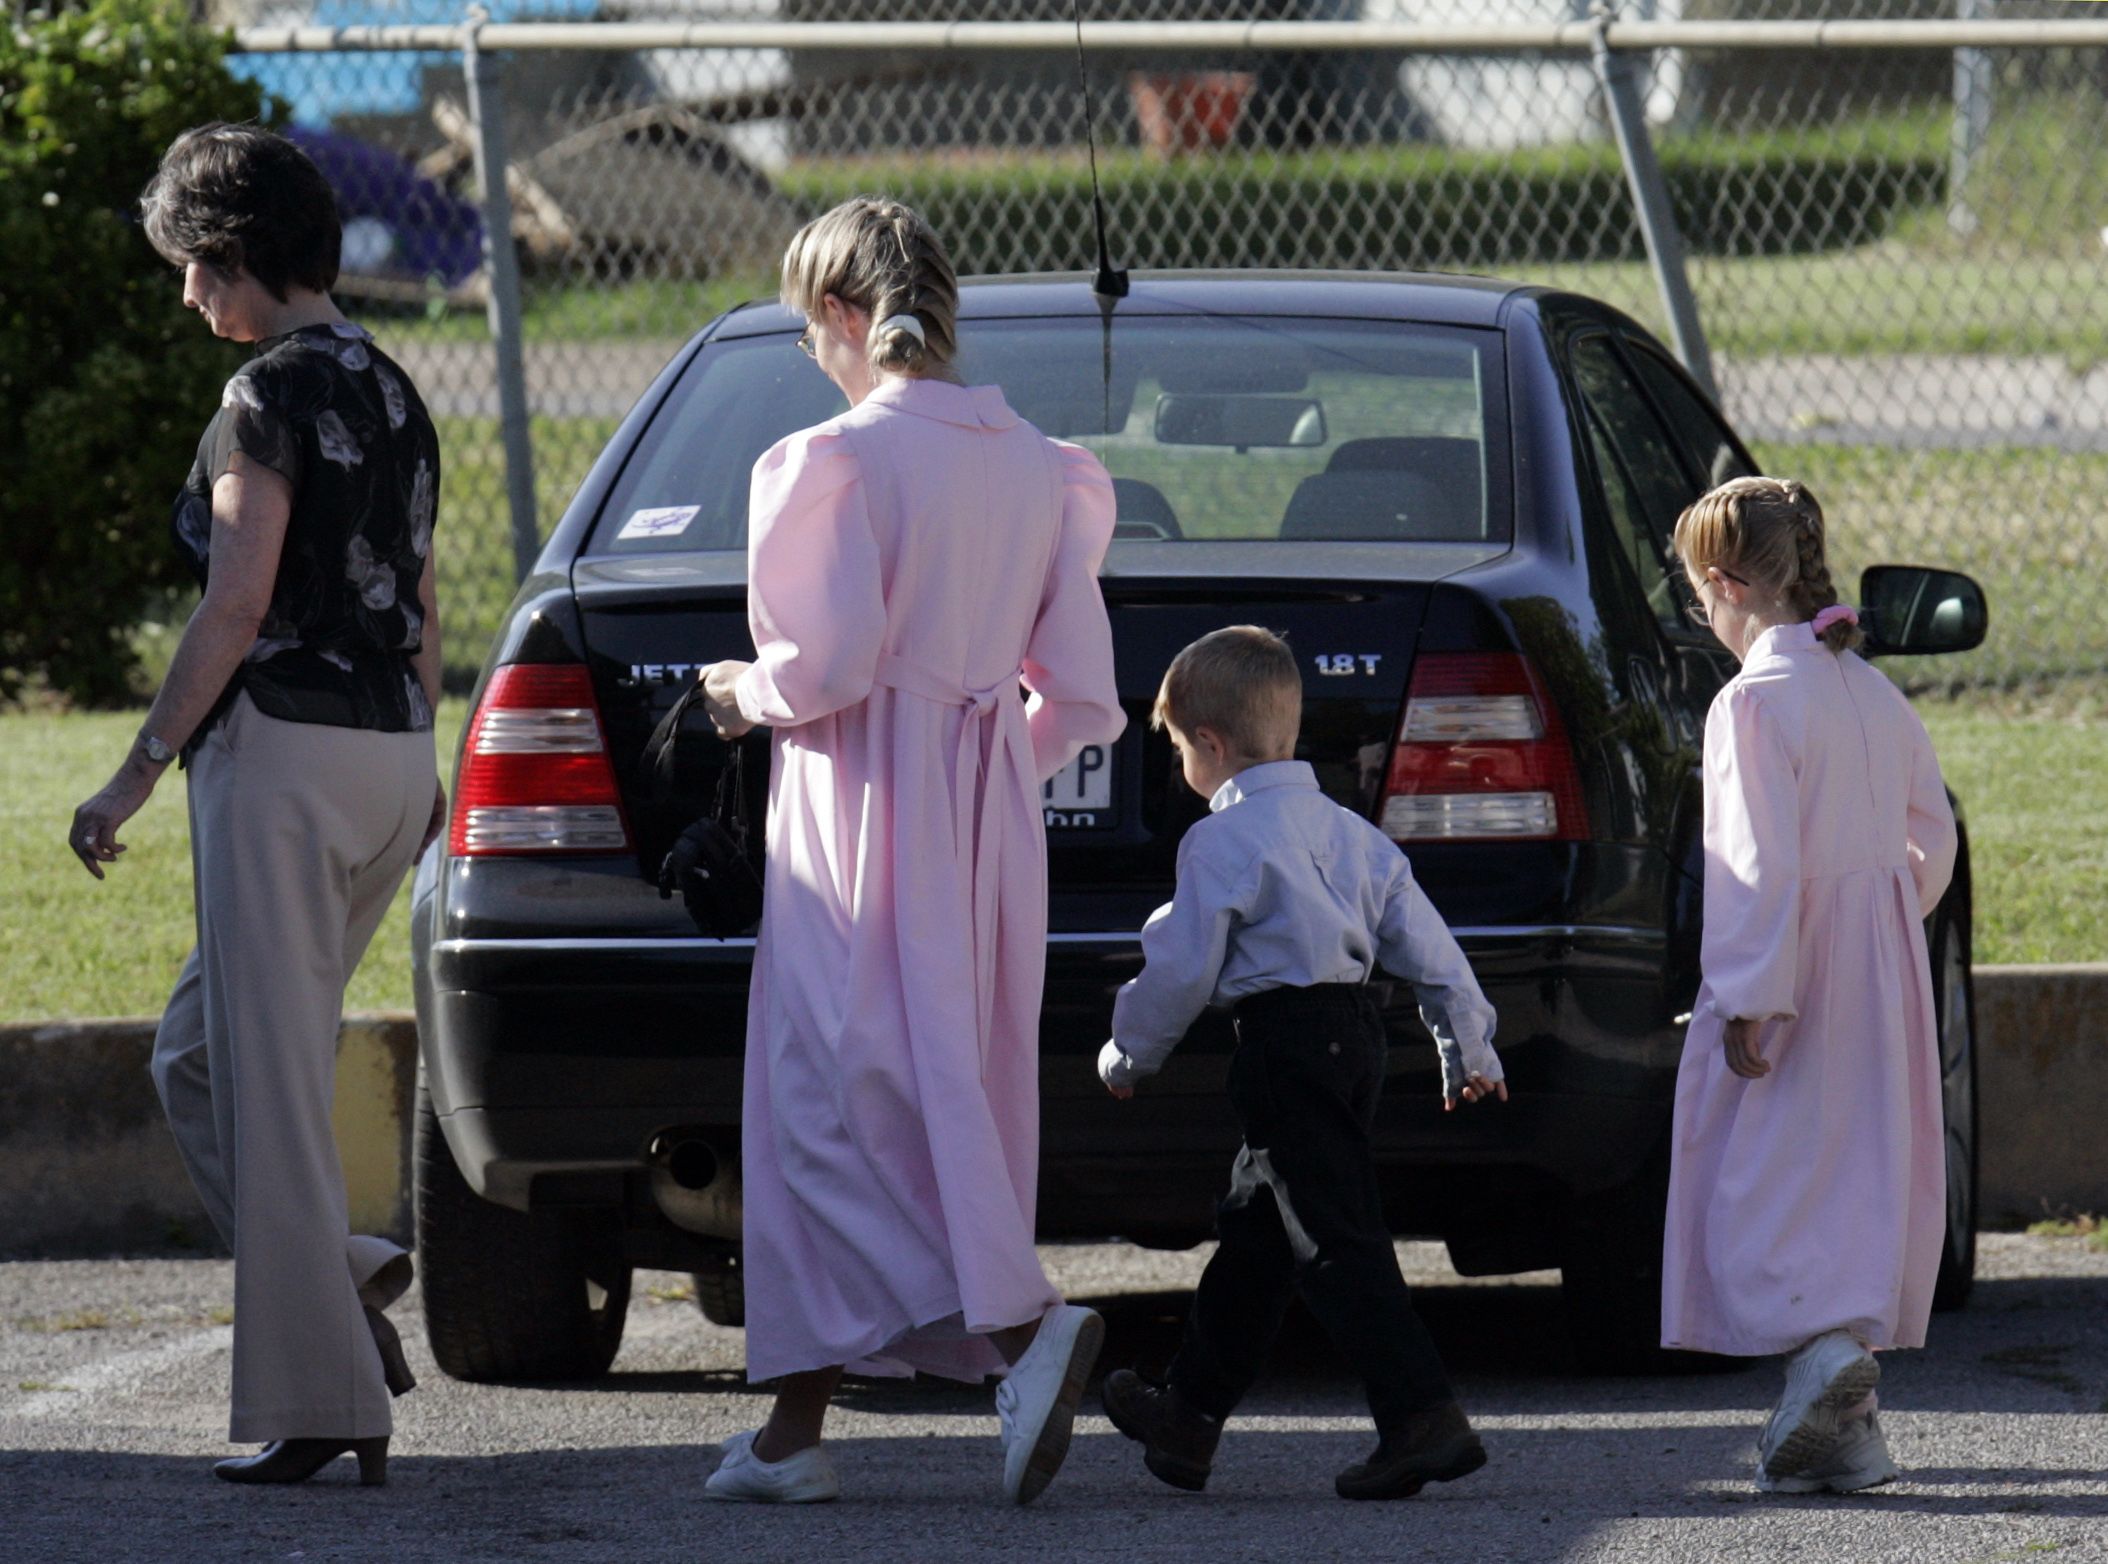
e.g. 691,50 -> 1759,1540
1329,438 -> 1483,519
1112,477 -> 1182,540
1277,436 -> 1483,541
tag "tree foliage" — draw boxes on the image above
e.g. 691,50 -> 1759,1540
0,0 -> 276,705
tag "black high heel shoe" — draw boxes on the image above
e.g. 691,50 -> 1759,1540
214,1437 -> 389,1486
365,1305 -> 417,1397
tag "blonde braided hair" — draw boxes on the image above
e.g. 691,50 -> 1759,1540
779,196 -> 960,382
1672,476 -> 1864,655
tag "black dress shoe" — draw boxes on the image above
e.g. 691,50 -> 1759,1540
1100,1369 -> 1223,1492
214,1437 -> 389,1486
365,1305 -> 417,1397
1334,1402 -> 1485,1501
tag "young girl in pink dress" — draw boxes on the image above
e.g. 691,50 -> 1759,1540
693,199 -> 1127,1506
1660,477 -> 1957,1495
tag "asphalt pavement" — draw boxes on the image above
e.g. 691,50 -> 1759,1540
4,1234 -> 2105,1563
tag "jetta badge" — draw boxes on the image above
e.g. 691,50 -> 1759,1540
620,663 -> 701,688
1314,654 -> 1383,676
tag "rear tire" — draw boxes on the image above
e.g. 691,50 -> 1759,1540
415,1083 -> 632,1381
691,1248 -> 745,1328
1930,894 -> 1979,1312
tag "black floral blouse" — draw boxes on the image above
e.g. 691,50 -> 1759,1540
172,321 -> 440,740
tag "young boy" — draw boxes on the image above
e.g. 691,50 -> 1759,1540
1097,625 -> 1507,1502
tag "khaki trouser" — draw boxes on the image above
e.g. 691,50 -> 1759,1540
151,691 -> 435,1443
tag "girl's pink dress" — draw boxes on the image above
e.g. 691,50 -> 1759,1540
730,377 -> 1125,1382
1661,621 -> 1957,1357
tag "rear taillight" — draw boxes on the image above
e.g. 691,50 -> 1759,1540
448,664 -> 632,856
1378,653 -> 1589,843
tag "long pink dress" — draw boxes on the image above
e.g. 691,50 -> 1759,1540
730,376 -> 1126,1383
1661,622 -> 1957,1357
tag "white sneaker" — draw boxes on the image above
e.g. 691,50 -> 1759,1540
1759,1331 -> 1880,1480
704,1429 -> 840,1504
994,1303 -> 1105,1505
1756,1412 -> 1900,1494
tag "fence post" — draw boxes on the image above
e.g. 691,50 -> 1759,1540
1949,0 -> 1994,238
1590,13 -> 1717,404
462,11 -> 540,583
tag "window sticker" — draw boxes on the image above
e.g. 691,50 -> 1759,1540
616,505 -> 701,541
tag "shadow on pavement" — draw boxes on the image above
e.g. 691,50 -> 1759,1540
525,1271 -> 2108,1426
3,1428 -> 2104,1564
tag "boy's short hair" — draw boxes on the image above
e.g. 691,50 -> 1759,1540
1152,626 -> 1301,759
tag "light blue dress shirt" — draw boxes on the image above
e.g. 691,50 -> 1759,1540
1101,760 -> 1502,1097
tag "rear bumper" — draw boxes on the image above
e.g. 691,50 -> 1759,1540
416,923 -> 1683,1232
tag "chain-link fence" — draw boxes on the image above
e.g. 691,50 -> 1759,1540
227,4 -> 2108,693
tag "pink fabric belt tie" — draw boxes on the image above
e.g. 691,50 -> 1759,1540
872,651 -> 1034,1072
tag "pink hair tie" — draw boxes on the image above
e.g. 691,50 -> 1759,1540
1811,605 -> 1859,634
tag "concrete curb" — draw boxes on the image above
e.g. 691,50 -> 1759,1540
2,965 -> 2103,1256
0,1013 -> 416,1256
1972,965 -> 2108,1227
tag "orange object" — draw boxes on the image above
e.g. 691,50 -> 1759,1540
1127,71 -> 1255,158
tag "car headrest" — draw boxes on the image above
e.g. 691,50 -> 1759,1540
1326,437 -> 1484,524
1280,470 -> 1461,542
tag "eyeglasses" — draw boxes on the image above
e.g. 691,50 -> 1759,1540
1683,566 -> 1749,626
795,324 -> 816,357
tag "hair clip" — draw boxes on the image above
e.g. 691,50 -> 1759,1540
873,314 -> 927,344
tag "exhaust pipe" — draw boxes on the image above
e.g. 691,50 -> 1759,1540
648,1132 -> 742,1239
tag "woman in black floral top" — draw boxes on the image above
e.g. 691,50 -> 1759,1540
171,314 -> 440,735
68,124 -> 443,1489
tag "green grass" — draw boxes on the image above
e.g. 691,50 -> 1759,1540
0,686 -> 2099,1022
1527,251 -> 2108,363
362,277 -> 761,348
1748,441 -> 2104,689
375,249 -> 2108,362
0,701 -> 466,1022
1923,701 -> 2108,965
2024,1215 -> 2108,1253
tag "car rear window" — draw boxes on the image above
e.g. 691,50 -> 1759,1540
587,314 -> 1507,554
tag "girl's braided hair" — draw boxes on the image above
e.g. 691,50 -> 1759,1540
779,196 -> 960,382
1672,476 -> 1864,654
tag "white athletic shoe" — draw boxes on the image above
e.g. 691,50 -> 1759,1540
704,1429 -> 841,1504
1759,1331 -> 1881,1480
995,1303 -> 1106,1505
1756,1412 -> 1900,1494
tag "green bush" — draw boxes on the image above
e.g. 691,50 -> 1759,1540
777,120 -> 1946,275
0,0 -> 275,706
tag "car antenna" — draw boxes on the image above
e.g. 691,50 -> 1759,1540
1069,0 -> 1127,434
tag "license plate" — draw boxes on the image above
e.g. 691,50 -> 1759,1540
1044,744 -> 1115,829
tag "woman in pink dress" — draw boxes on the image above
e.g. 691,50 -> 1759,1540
693,198 -> 1127,1506
1661,477 -> 1956,1495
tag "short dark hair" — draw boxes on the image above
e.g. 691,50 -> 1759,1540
141,123 -> 340,300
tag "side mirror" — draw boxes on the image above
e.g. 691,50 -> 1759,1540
1858,565 -> 1987,657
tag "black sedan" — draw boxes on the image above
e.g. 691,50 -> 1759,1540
409,271 -> 1987,1379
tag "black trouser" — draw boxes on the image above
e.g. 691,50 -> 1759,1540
1167,983 -> 1455,1435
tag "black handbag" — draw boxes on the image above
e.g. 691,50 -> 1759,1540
640,683 -> 764,938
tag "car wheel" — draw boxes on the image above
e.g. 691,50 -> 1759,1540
1930,893 -> 1979,1311
691,1248 -> 745,1328
415,1083 -> 632,1381
1558,1134 -> 1705,1375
